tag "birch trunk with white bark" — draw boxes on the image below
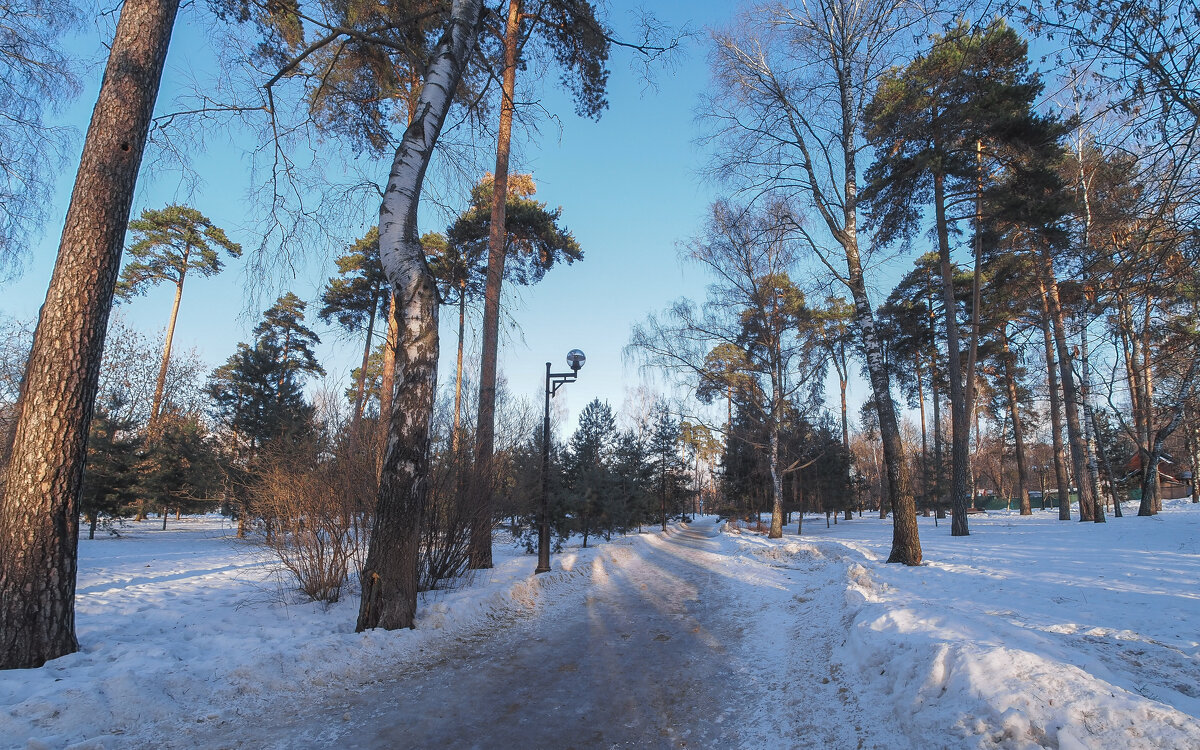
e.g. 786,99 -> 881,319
357,0 -> 483,632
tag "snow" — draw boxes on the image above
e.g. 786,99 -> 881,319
3,503 -> 1200,749
726,500 -> 1200,749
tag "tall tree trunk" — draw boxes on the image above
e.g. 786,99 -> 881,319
0,0 -> 180,671
1038,249 -> 1096,521
1078,312 -> 1104,522
1000,325 -> 1031,515
933,170 -> 970,536
377,294 -> 399,471
916,355 -> 929,509
357,0 -> 482,632
451,283 -> 467,453
351,289 -> 379,434
470,0 -> 522,570
1037,281 -> 1071,519
150,274 -> 185,432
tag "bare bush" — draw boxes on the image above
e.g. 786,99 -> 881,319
250,439 -> 376,603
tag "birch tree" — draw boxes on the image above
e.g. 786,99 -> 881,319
630,200 -> 826,539
705,0 -> 926,562
356,0 -> 485,632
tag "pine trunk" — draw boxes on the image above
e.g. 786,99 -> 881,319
933,171 -> 970,536
470,0 -> 521,570
150,275 -> 185,431
351,289 -> 379,433
377,294 -> 399,473
0,0 -> 179,670
1000,326 -> 1031,515
357,0 -> 482,632
1039,250 -> 1096,521
1037,284 -> 1071,519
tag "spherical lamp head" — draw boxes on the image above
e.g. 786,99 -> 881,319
567,349 -> 586,372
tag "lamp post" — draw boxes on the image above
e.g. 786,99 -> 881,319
537,349 -> 585,574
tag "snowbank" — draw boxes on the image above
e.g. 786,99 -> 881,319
0,517 -> 610,749
736,502 -> 1200,749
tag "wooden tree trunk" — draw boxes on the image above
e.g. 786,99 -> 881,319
0,0 -> 179,670
1038,250 -> 1097,521
451,287 -> 466,453
933,171 -> 971,536
470,0 -> 522,570
351,291 -> 379,434
1000,326 -> 1032,515
150,275 -> 185,432
357,0 -> 482,632
1037,283 -> 1071,519
377,294 -> 399,473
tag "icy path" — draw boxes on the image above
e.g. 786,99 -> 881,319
174,519 -> 872,749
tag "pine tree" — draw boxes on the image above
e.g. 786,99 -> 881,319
648,404 -> 688,532
0,0 -> 182,669
80,397 -> 139,540
864,19 -> 1067,535
462,171 -> 584,567
117,204 -> 241,431
319,228 -> 388,432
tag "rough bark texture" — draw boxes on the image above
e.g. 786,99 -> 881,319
377,295 -> 399,471
357,0 -> 482,632
470,0 -> 521,570
0,0 -> 180,670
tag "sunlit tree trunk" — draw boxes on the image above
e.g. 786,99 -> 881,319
1000,325 -> 1032,515
471,0 -> 522,570
357,0 -> 482,632
0,0 -> 180,670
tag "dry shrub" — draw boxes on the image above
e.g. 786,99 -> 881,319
419,441 -> 479,592
250,439 -> 376,603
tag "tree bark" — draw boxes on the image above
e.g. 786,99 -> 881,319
1038,250 -> 1096,521
150,274 -> 185,431
1037,281 -> 1071,519
933,170 -> 971,536
451,283 -> 466,453
0,0 -> 180,670
1000,325 -> 1032,515
351,287 -> 379,434
470,0 -> 522,570
357,0 -> 482,632
377,294 -> 399,472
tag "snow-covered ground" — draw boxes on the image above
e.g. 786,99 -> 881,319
3,502 -> 1200,749
728,500 -> 1200,749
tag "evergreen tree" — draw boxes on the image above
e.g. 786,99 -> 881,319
137,413 -> 220,527
864,19 -> 1066,535
117,204 -> 241,430
206,340 -> 314,455
460,171 -> 584,567
648,404 -> 689,531
254,293 -> 325,385
319,228 -> 388,429
80,396 -> 139,540
566,399 -> 617,548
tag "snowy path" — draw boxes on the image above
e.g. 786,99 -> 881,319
170,519 -> 871,749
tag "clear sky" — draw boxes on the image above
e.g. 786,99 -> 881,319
5,0 -> 879,436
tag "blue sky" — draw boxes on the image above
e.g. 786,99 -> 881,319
6,0 -> 884,435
